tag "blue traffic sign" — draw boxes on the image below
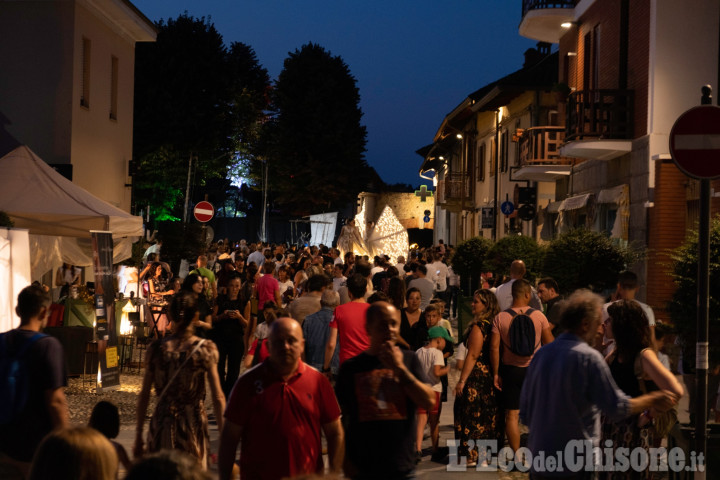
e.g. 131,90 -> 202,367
423,215 -> 431,223
501,201 -> 515,215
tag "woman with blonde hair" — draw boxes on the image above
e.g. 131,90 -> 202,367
29,427 -> 117,480
453,289 -> 500,467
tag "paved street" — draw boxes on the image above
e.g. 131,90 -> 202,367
65,309 -> 695,479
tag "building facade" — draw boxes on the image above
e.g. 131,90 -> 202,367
520,0 -> 720,316
0,0 -> 156,211
418,45 -> 564,247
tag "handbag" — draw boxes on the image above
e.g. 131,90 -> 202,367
635,349 -> 678,438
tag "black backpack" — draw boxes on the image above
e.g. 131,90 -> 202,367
0,331 -> 46,424
503,308 -> 539,357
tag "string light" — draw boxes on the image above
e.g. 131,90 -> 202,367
365,206 -> 409,264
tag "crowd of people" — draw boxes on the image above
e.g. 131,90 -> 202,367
0,236 -> 687,480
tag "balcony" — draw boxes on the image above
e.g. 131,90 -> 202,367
514,126 -> 574,182
561,89 -> 634,161
519,0 -> 577,43
436,173 -> 472,212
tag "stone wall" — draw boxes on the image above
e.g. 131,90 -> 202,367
360,192 -> 435,230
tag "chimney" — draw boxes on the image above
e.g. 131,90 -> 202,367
523,42 -> 552,68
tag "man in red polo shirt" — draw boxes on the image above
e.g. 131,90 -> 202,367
323,273 -> 370,373
218,317 -> 344,480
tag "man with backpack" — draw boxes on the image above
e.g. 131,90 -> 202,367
0,285 -> 69,478
490,279 -> 553,457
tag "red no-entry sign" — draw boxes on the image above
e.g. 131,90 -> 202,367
669,105 -> 720,179
193,201 -> 214,223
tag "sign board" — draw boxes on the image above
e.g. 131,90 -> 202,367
518,204 -> 536,221
500,201 -> 515,216
669,105 -> 720,179
423,215 -> 430,223
193,201 -> 214,223
481,207 -> 494,229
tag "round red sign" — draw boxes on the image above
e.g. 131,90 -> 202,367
193,201 -> 214,223
669,105 -> 720,179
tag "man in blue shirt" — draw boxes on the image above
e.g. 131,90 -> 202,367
520,290 -> 677,478
303,290 -> 340,374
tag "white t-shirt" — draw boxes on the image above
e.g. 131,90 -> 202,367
455,342 -> 468,362
415,346 -> 444,392
428,261 -> 449,292
602,300 -> 656,327
494,278 -> 543,311
332,276 -> 346,292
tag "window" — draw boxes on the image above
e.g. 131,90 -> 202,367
598,205 -> 617,236
110,56 -> 118,120
501,129 -> 509,173
490,139 -> 496,177
81,38 -> 91,108
514,120 -> 522,166
477,143 -> 486,181
583,26 -> 600,91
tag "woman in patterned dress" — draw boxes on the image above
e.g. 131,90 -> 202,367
134,292 -> 226,469
453,289 -> 500,467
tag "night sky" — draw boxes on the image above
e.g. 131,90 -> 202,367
131,0 -> 540,187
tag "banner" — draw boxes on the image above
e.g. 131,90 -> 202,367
309,212 -> 338,247
91,231 -> 120,392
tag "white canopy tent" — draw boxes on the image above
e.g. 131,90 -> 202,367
0,145 -> 143,279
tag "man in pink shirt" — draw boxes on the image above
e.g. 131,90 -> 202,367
256,261 -> 281,314
490,278 -> 553,454
323,273 -> 370,373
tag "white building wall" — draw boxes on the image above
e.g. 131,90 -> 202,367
647,0 -> 720,171
0,0 -> 154,213
71,3 -> 138,210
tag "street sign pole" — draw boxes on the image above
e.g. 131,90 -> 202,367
668,88 -> 720,476
695,86 -> 712,479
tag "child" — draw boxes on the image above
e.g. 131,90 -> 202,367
415,326 -> 453,463
88,400 -> 132,472
430,298 -> 453,333
424,304 -> 454,402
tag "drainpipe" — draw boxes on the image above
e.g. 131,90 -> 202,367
493,110 -> 500,242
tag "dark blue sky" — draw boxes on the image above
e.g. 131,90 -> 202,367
132,1 -> 539,187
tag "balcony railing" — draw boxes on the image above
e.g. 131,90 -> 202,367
521,0 -> 577,18
565,89 -> 634,141
437,173 -> 472,206
519,126 -> 573,165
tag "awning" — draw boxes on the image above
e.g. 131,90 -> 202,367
559,193 -> 592,211
545,201 -> 562,214
419,157 -> 445,175
597,184 -> 628,204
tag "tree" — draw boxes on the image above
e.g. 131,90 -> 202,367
450,237 -> 493,294
258,43 -> 371,215
133,14 -> 270,224
486,235 -> 544,283
667,216 -> 720,366
542,229 -> 642,294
